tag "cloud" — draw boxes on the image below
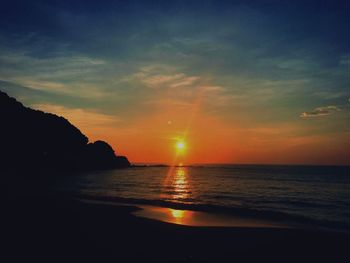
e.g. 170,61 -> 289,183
138,73 -> 199,89
199,86 -> 224,92
32,103 -> 120,130
300,106 -> 341,118
138,73 -> 185,87
169,76 -> 199,88
0,48 -> 110,98
134,67 -> 199,89
312,90 -> 350,99
339,54 -> 350,67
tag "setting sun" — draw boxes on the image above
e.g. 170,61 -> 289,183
176,141 -> 185,149
176,141 -> 186,152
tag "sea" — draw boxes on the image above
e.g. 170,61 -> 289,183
59,164 -> 350,232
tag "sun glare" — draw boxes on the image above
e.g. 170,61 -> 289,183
176,141 -> 185,149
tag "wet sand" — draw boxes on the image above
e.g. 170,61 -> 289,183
133,204 -> 290,228
4,194 -> 350,263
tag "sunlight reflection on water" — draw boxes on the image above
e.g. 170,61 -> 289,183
75,165 -> 350,229
160,166 -> 191,202
172,167 -> 189,200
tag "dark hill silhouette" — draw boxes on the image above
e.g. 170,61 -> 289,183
86,141 -> 131,169
0,90 -> 130,172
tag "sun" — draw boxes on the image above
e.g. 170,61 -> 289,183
176,141 -> 185,149
175,140 -> 186,153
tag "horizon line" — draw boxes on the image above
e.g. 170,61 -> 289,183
131,162 -> 350,167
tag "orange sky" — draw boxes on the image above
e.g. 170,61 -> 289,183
35,93 -> 350,166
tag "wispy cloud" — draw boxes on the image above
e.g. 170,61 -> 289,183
135,70 -> 199,89
169,76 -> 200,88
0,48 -> 109,98
339,54 -> 350,67
32,103 -> 120,135
300,106 -> 341,118
130,65 -> 234,114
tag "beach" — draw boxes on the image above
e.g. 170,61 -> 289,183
2,1 -> 350,262
4,191 -> 350,263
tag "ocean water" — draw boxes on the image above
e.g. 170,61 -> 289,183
62,165 -> 350,231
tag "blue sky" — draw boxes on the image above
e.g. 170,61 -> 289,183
1,0 -> 350,164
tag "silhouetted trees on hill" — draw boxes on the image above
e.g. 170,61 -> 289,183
0,90 -> 130,172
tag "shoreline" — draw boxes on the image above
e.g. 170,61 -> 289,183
77,193 -> 350,234
80,198 -> 293,228
5,194 -> 350,262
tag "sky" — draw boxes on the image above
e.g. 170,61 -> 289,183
1,0 -> 350,165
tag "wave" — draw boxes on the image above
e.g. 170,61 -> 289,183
77,193 -> 350,233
